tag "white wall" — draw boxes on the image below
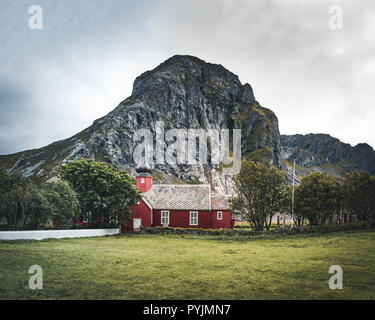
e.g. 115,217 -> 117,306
0,228 -> 120,241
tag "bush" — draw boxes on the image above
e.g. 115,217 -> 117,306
139,222 -> 375,239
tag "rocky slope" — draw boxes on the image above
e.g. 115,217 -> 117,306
281,134 -> 375,176
0,55 -> 282,192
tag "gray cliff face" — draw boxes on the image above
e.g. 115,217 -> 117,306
0,55 -> 282,186
281,134 -> 375,176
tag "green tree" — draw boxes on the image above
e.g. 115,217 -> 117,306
24,187 -> 50,230
286,184 -> 306,227
59,159 -> 141,227
231,160 -> 289,231
0,167 -> 13,193
294,172 -> 341,225
0,174 -> 47,230
342,171 -> 375,222
40,180 -> 80,228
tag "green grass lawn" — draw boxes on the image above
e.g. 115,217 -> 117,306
1,230 -> 375,299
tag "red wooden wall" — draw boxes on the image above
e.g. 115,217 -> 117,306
152,209 -> 232,229
131,200 -> 152,227
136,176 -> 152,192
121,200 -> 152,232
210,210 -> 232,229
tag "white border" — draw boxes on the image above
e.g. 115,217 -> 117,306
0,228 -> 120,241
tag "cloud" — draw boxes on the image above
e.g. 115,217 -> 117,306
144,0 -> 375,149
0,0 -> 374,155
0,0 -> 158,154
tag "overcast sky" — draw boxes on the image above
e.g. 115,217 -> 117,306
1,0 -> 374,155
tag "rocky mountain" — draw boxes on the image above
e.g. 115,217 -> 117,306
0,55 -> 282,192
281,134 -> 375,176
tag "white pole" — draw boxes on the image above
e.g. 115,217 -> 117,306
291,158 -> 295,228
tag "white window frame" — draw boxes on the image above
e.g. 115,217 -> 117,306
190,211 -> 198,225
161,210 -> 169,226
217,211 -> 223,220
141,178 -> 145,183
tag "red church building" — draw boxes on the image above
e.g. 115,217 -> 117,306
122,167 -> 234,232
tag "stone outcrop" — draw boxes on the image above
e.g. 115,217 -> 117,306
281,134 -> 375,176
0,55 -> 282,192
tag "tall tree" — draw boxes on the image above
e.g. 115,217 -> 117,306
59,159 -> 141,227
342,171 -> 375,222
294,172 -> 341,225
0,172 -> 47,230
231,160 -> 289,231
40,180 -> 80,228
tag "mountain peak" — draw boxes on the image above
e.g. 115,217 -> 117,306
158,54 -> 232,74
131,54 -> 243,97
1,55 -> 281,183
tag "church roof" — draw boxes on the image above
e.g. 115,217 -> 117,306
211,195 -> 230,210
143,184 -> 230,211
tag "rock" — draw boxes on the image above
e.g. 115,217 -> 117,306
281,133 -> 375,176
0,55 -> 282,190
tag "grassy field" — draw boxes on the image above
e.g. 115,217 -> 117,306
0,230 -> 375,299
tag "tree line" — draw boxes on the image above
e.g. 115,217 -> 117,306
2,158 -> 374,232
0,160 -> 141,230
231,160 -> 375,231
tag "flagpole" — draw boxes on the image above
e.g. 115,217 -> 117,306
291,158 -> 295,228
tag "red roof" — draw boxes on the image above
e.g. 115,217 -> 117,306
143,184 -> 231,211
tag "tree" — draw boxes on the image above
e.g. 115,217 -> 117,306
23,187 -> 49,230
342,171 -> 375,222
0,168 -> 81,230
0,168 -> 13,223
286,184 -> 305,227
0,173 -> 47,230
0,167 -> 13,193
294,172 -> 341,225
40,180 -> 80,228
59,159 -> 141,227
231,160 -> 289,231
